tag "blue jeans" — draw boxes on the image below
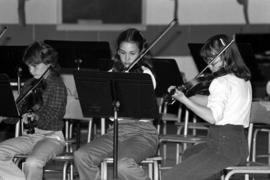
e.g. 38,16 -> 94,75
74,121 -> 158,180
163,125 -> 248,180
0,129 -> 65,180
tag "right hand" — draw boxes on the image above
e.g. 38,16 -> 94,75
168,85 -> 187,103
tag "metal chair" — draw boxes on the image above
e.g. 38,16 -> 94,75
157,97 -> 183,162
101,157 -> 162,180
222,101 -> 270,180
14,142 -> 75,180
251,101 -> 270,164
158,103 -> 208,166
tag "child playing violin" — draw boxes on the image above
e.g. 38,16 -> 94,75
74,28 -> 158,180
163,34 -> 252,180
0,41 -> 67,180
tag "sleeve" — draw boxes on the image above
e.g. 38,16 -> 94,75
142,66 -> 156,89
207,77 -> 229,123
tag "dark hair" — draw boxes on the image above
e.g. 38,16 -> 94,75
200,34 -> 251,81
113,28 -> 153,71
23,41 -> 60,75
116,28 -> 147,52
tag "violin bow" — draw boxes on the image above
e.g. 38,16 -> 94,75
196,37 -> 235,78
125,19 -> 177,72
16,66 -> 51,105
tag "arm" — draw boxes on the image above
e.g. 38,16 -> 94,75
172,88 -> 215,124
34,78 -> 67,129
189,95 -> 208,106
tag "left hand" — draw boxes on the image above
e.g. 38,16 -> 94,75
168,86 -> 187,103
172,88 -> 186,102
22,112 -> 38,124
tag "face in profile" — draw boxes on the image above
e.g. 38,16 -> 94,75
208,56 -> 224,72
28,63 -> 50,79
118,41 -> 140,68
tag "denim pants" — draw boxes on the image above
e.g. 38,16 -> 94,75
0,128 -> 65,180
74,121 -> 158,180
163,125 -> 248,180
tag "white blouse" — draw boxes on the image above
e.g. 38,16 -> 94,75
207,74 -> 252,127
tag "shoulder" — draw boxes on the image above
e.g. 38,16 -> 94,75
142,65 -> 156,89
210,74 -> 251,92
212,74 -> 239,85
46,75 -> 66,90
142,66 -> 154,76
210,74 -> 234,93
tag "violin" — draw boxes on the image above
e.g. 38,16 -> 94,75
164,69 -> 227,104
16,66 -> 50,134
164,38 -> 235,105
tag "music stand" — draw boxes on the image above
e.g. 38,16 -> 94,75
73,70 -> 159,180
0,46 -> 31,82
152,58 -> 184,97
44,40 -> 113,71
0,74 -> 20,118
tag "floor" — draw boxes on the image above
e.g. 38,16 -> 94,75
1,122 -> 270,180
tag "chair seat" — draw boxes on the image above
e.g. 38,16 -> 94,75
175,122 -> 209,130
226,161 -> 270,170
224,162 -> 270,180
65,138 -> 77,145
162,113 -> 179,122
103,156 -> 162,164
159,134 -> 207,143
14,152 -> 74,161
52,152 -> 74,161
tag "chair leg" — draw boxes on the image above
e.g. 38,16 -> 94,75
87,118 -> 93,143
70,163 -> 74,180
63,161 -> 68,180
101,161 -> 108,180
163,121 -> 167,161
148,163 -> 153,180
153,161 -> 159,180
252,129 -> 259,162
176,126 -> 182,164
268,131 -> 270,164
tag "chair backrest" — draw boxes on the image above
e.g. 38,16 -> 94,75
250,101 -> 270,125
246,101 -> 270,161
